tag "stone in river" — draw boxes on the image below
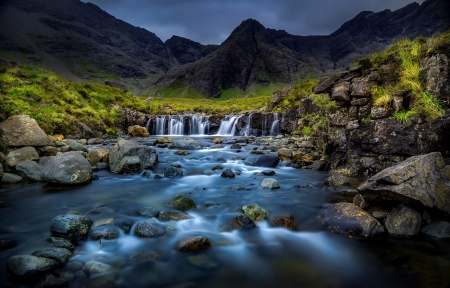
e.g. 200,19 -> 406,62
269,214 -> 296,230
7,255 -> 58,278
261,178 -> 280,189
166,194 -> 196,211
31,247 -> 73,265
50,211 -> 92,242
41,152 -> 92,184
385,205 -> 422,237
230,215 -> 257,230
241,203 -> 269,221
133,220 -> 165,238
176,236 -> 211,252
158,210 -> 194,221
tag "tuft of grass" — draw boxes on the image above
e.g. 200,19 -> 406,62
372,86 -> 392,107
302,126 -> 312,136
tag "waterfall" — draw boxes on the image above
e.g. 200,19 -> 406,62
189,115 -> 210,135
261,113 -> 269,136
244,113 -> 253,136
168,116 -> 184,135
217,115 -> 241,136
155,116 -> 166,135
145,118 -> 151,132
270,113 -> 280,136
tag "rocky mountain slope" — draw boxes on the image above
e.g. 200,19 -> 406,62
165,36 -> 219,65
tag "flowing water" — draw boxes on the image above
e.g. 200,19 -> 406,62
1,136 -> 450,287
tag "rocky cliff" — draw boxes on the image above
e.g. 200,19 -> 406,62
165,36 -> 219,65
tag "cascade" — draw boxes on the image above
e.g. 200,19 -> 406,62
270,113 -> 280,136
168,116 -> 184,135
145,118 -> 151,132
189,115 -> 210,135
216,115 -> 241,136
155,116 -> 166,135
261,113 -> 269,136
244,113 -> 253,136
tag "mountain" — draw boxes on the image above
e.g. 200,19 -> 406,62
0,0 -> 178,86
165,36 -> 219,65
155,19 -> 312,97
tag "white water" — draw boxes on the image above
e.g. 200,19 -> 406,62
244,113 -> 253,136
189,115 -> 210,135
270,113 -> 280,136
168,116 -> 184,135
216,115 -> 241,136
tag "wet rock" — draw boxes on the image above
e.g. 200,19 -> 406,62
211,138 -> 223,144
385,205 -> 422,237
69,141 -> 87,152
32,248 -> 73,265
92,218 -> 114,228
38,146 -> 59,157
167,194 -> 196,211
211,165 -> 223,170
86,147 -> 109,166
230,215 -> 257,230
137,207 -> 160,218
262,170 -> 276,176
221,169 -> 235,178
231,143 -> 242,149
16,160 -> 43,181
141,171 -> 152,178
168,138 -> 205,150
254,154 -> 280,167
78,123 -> 97,140
277,148 -> 293,160
269,214 -> 296,230
87,138 -> 103,145
5,146 -> 39,167
203,169 -> 216,176
127,125 -> 150,137
133,221 -> 165,238
0,239 -> 14,251
164,165 -> 183,178
87,206 -> 114,215
187,254 -> 217,268
175,150 -> 189,155
324,174 -> 349,187
85,261 -> 114,274
261,178 -> 280,189
232,156 -> 245,161
421,221 -> 450,238
370,107 -> 393,119
158,210 -> 194,221
353,194 -> 369,208
89,227 -> 120,240
242,203 -> 269,221
50,211 -> 92,242
109,139 -> 158,173
2,173 -> 23,184
204,201 -> 218,207
154,136 -> 174,145
176,236 -> 211,252
114,219 -> 132,234
41,152 -> 92,184
0,115 -> 53,147
46,237 -> 74,251
118,155 -> 141,174
43,274 -> 67,288
358,152 -> 450,215
7,255 -> 58,278
323,203 -> 384,237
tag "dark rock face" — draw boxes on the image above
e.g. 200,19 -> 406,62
50,211 -> 92,243
105,80 -> 128,92
176,236 -> 211,252
89,227 -> 120,240
165,35 -> 219,65
136,207 -> 160,218
421,221 -> 450,238
421,54 -> 450,104
221,169 -> 236,178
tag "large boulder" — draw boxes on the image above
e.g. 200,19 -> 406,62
176,236 -> 211,252
5,147 -> 39,167
127,125 -> 150,137
109,139 -> 158,173
385,205 -> 422,237
41,152 -> 92,184
358,152 -> 450,215
323,203 -> 384,237
168,138 -> 205,150
7,255 -> 58,278
166,194 -> 196,211
164,165 -> 183,178
0,115 -> 52,147
16,160 -> 43,181
133,221 -> 165,238
50,211 -> 92,243
86,147 -> 110,166
31,248 -> 73,265
254,154 -> 280,167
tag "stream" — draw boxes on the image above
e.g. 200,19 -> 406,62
1,135 -> 450,287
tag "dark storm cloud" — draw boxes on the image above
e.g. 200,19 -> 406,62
80,0 -> 425,44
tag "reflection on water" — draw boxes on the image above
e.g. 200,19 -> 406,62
1,136 -> 450,287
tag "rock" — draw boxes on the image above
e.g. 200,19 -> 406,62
133,221 -> 165,238
353,194 -> 369,208
154,136 -> 174,145
299,97 -> 322,115
0,115 -> 52,147
230,215 -> 257,230
50,211 -> 92,242
231,143 -> 242,149
175,150 -> 189,155
5,147 -> 39,167
92,218 -> 114,228
269,214 -> 296,230
254,154 -> 280,167
136,207 -> 160,218
38,146 -> 59,156
0,239 -> 14,251
78,123 -> 96,140
86,147 -> 110,166
169,138 -> 205,150
421,221 -> 450,238
221,169 -> 235,178
277,148 -> 293,160
127,125 -> 150,137
176,236 -> 211,252
164,165 -> 183,178
241,203 -> 269,221
109,139 -> 158,173
16,160 -> 43,181
261,178 -> 280,189
370,107 -> 393,119
262,170 -> 276,176
421,54 -> 450,102
31,248 -> 73,265
46,237 -> 74,251
358,152 -> 450,215
331,82 -> 351,101
69,141 -> 87,152
328,107 -> 348,126
211,138 -> 223,144
7,255 -> 58,278
117,155 -> 141,174
350,77 -> 372,97
89,227 -> 120,240
187,254 -> 217,268
323,203 -> 384,237
114,219 -> 132,234
0,163 -> 3,178
385,205 -> 422,237
2,173 -> 23,184
392,95 -> 403,111
350,98 -> 370,106
211,165 -> 223,170
41,152 -> 92,184
158,210 -> 194,221
43,274 -> 67,288
324,174 -> 349,187
85,261 -> 114,274
167,194 -> 196,211
87,138 -> 103,145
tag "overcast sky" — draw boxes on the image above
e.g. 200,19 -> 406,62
80,0 -> 425,45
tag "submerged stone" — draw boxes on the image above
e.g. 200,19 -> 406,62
167,194 -> 196,211
176,236 -> 211,252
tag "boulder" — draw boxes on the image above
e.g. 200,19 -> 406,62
324,174 -> 349,187
0,115 -> 52,147
370,107 -> 393,120
323,203 -> 384,237
421,221 -> 450,238
43,275 -> 67,288
241,203 -> 268,221
168,138 -> 205,150
230,215 -> 257,230
50,211 -> 92,242
261,178 -> 280,189
269,214 -> 296,230
46,237 -> 74,251
0,239 -> 14,251
420,54 -> 450,103
0,163 -> 3,178
167,194 -> 196,211
277,148 -> 293,160
5,147 -> 39,167
86,147 -> 110,166
87,138 -> 103,145
109,139 -> 158,173
38,146 -> 59,156
85,261 -> 114,274
358,152 -> 450,215
69,141 -> 87,152
221,169 -> 235,178
7,255 -> 58,278
2,173 -> 23,184
328,107 -> 349,126
136,207 -> 160,218
350,77 -> 371,97
353,194 -> 369,208
211,138 -> 223,144
154,136 -> 174,145
331,82 -> 351,101
114,219 -> 132,234
385,205 -> 422,237
41,152 -> 92,184
15,160 -> 42,181
176,236 -> 211,252
127,125 -> 150,137
78,123 -> 96,140
254,154 -> 280,167
299,97 -> 322,115
158,210 -> 194,221
133,221 -> 165,238
89,227 -> 120,240
31,248 -> 73,265
164,165 -> 183,178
